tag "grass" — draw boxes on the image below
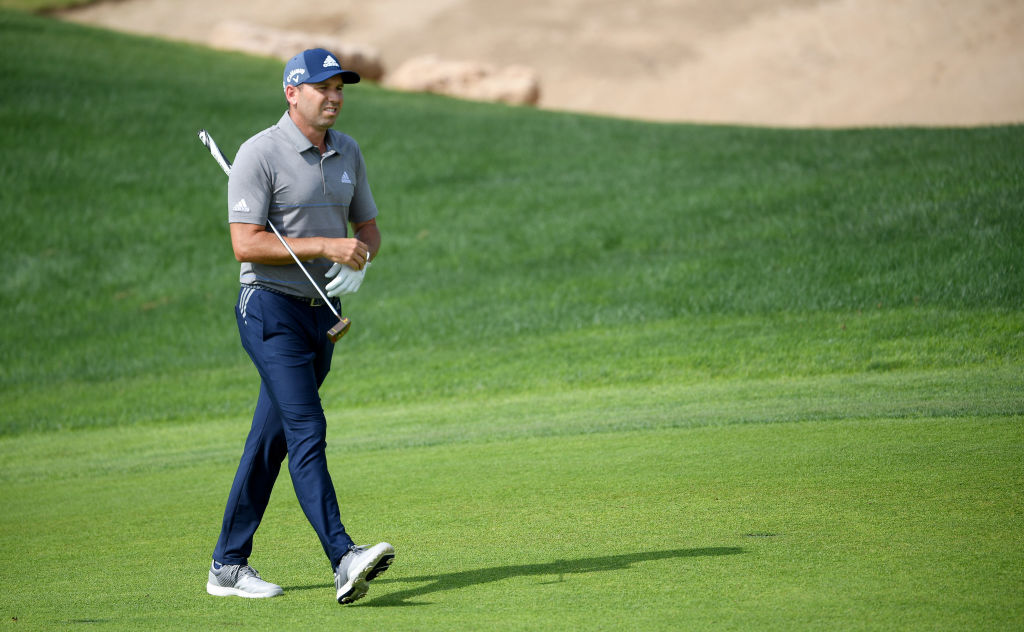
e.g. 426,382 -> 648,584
0,7 -> 1022,630
3,401 -> 1021,629
0,1 -> 85,10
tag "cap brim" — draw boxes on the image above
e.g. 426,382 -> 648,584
306,69 -> 361,85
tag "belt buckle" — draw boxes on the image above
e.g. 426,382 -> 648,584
310,297 -> 324,307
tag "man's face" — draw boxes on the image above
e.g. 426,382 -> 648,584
287,76 -> 344,132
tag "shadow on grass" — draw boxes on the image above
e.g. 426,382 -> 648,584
361,546 -> 743,607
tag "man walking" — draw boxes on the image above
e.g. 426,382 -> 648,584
205,48 -> 393,605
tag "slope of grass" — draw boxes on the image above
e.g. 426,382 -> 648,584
1,9 -> 1021,434
0,0 -> 89,11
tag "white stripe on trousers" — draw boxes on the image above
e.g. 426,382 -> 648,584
238,287 -> 255,320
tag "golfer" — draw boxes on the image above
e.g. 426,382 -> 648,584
205,48 -> 393,605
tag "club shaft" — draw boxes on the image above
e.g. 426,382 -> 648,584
264,219 -> 343,320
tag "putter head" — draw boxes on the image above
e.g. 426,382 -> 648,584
327,318 -> 351,343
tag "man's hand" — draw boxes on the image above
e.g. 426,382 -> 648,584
325,261 -> 370,297
322,237 -> 371,270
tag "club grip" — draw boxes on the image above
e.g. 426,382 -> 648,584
327,318 -> 351,343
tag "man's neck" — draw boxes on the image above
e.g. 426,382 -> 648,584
288,110 -> 328,153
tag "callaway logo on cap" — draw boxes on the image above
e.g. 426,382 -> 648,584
282,48 -> 361,90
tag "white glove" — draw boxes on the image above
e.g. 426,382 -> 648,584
325,261 -> 370,297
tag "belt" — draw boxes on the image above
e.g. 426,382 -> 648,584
244,284 -> 339,309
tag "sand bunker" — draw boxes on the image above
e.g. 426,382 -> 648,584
58,0 -> 1024,127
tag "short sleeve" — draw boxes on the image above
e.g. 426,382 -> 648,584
227,142 -> 272,225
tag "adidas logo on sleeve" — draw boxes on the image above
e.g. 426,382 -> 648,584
232,198 -> 250,213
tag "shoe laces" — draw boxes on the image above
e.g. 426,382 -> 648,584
238,565 -> 262,580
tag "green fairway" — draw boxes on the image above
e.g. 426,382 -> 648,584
1,7 -> 1022,630
3,396 -> 1021,630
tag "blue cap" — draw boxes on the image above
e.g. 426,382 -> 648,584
283,48 -> 361,90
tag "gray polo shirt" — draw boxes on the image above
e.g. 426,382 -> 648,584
228,111 -> 378,298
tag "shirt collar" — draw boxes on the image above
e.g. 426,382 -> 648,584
276,111 -> 339,155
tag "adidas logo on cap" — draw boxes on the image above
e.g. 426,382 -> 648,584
284,48 -> 360,90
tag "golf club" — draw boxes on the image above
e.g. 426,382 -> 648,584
197,129 -> 351,342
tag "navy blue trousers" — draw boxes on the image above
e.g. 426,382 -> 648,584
213,287 -> 355,569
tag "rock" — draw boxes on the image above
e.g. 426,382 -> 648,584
209,20 -> 384,81
383,54 -> 540,106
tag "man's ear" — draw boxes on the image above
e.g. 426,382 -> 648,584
284,84 -> 301,107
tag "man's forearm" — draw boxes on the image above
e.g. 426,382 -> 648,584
230,223 -> 330,265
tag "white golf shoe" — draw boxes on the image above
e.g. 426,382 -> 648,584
335,542 -> 395,604
206,561 -> 284,598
